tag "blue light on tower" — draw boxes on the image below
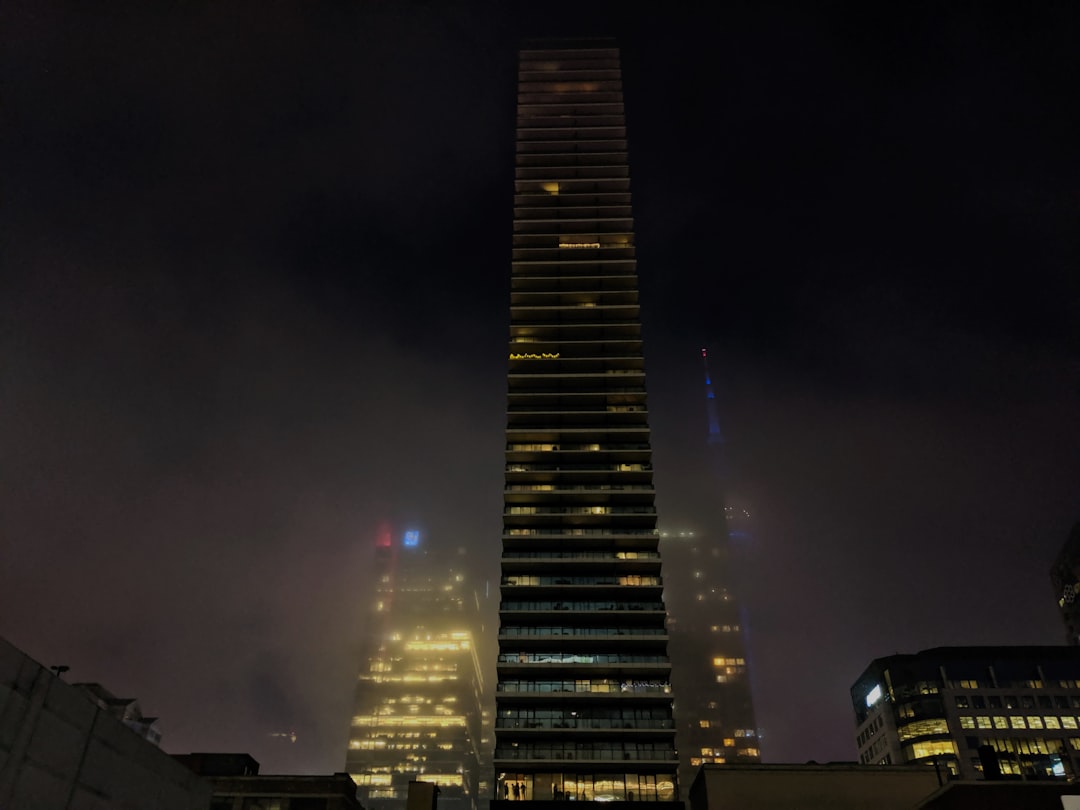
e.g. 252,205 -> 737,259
403,530 -> 420,547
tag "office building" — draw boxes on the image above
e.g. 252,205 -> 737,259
346,527 -> 486,810
661,349 -> 760,792
661,525 -> 758,791
851,646 -> 1080,780
1050,522 -> 1080,645
495,41 -> 679,804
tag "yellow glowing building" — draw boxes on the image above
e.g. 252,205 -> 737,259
347,528 -> 486,810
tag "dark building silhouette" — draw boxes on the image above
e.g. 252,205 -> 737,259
1050,523 -> 1080,644
851,646 -> 1080,780
494,41 -> 679,804
177,753 -> 362,810
0,636 -> 209,809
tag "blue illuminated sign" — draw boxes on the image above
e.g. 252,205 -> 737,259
403,530 -> 420,547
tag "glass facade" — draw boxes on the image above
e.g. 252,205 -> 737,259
662,520 -> 760,792
852,646 -> 1080,781
494,42 -> 679,803
347,531 -> 486,810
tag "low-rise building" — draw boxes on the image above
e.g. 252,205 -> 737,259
687,762 -> 942,810
851,646 -> 1080,780
176,752 -> 362,810
0,635 -> 209,810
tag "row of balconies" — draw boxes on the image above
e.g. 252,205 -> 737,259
514,206 -> 630,222
514,216 -> 633,233
517,67 -> 621,81
517,112 -> 625,129
507,401 -> 646,413
510,292 -> 638,306
498,653 -> 668,666
501,552 -> 660,565
498,625 -> 667,638
515,178 -> 630,195
506,387 -> 646,399
517,91 -> 624,107
508,335 -> 642,348
507,310 -> 640,326
512,258 -> 637,274
500,601 -> 664,612
506,404 -> 647,416
507,359 -> 643,372
513,248 -> 634,264
515,166 -> 629,186
516,100 -> 622,116
507,385 -> 647,399
518,78 -> 622,93
514,154 -> 626,173
505,483 -> 653,493
504,507 -> 655,518
501,574 -> 660,586
505,439 -> 650,454
502,528 -> 658,538
495,679 -> 671,697
506,424 -> 649,437
517,137 -> 626,155
495,719 -> 674,732
506,402 -> 647,412
507,372 -> 647,386
511,276 -> 637,291
505,462 -> 651,473
517,124 -> 626,141
514,191 -> 631,208
493,749 -> 677,764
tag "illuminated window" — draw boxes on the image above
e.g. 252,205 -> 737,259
898,718 -> 949,740
976,716 -> 992,729
1027,716 -> 1044,729
992,716 -> 1009,729
959,716 -> 975,729
540,182 -> 559,195
699,720 -> 710,728
1063,716 -> 1078,729
1010,717 -> 1026,729
907,740 -> 957,759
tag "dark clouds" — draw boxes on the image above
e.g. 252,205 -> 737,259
2,0 -> 1079,771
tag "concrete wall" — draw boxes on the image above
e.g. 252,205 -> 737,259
0,636 -> 210,810
689,763 -> 941,810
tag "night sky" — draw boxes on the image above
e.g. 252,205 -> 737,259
3,1 -> 1079,776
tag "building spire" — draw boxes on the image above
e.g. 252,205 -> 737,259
701,348 -> 724,446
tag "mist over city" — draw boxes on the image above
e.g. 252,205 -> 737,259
3,0 -> 1078,792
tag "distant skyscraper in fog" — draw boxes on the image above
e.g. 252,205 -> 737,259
346,527 -> 486,810
1051,523 -> 1080,644
661,350 -> 759,792
494,41 -> 680,804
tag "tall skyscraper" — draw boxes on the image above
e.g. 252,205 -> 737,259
346,526 -> 486,810
495,42 -> 680,804
661,349 -> 760,791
